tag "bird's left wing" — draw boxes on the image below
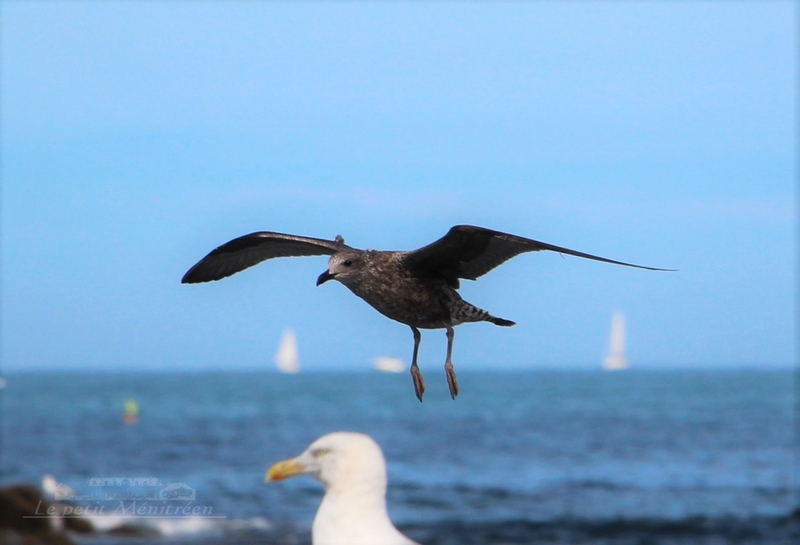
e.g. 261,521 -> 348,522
404,225 -> 673,286
182,232 -> 351,284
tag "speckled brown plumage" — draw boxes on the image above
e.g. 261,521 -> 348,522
182,225 -> 671,400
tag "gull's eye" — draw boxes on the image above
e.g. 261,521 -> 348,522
311,448 -> 331,458
343,260 -> 352,267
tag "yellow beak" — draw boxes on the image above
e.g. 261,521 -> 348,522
265,458 -> 305,482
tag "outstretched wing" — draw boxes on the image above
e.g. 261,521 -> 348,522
403,225 -> 673,286
182,232 -> 352,284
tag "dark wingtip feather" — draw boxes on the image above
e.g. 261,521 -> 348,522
181,269 -> 204,284
181,263 -> 227,284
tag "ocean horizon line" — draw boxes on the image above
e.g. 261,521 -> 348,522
1,364 -> 794,375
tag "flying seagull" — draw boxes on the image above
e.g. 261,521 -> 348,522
182,225 -> 671,401
266,432 -> 420,545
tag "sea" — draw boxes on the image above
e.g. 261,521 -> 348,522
1,369 -> 797,545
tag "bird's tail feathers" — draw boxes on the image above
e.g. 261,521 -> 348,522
489,316 -> 515,327
453,300 -> 515,327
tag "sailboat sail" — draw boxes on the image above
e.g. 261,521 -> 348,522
275,329 -> 300,373
603,311 -> 629,370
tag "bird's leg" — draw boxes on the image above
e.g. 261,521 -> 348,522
445,326 -> 459,400
410,326 -> 425,402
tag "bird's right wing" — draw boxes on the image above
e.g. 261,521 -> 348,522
182,232 -> 352,283
404,225 -> 673,286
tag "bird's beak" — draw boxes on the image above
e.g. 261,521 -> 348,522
316,270 -> 336,286
266,457 -> 306,482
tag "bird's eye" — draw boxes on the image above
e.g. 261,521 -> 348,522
343,260 -> 352,267
311,448 -> 330,457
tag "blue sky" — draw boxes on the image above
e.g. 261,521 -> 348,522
2,2 -> 795,371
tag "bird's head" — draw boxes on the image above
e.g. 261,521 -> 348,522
265,432 -> 387,492
316,252 -> 367,288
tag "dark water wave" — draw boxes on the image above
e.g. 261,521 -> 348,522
401,512 -> 800,545
72,512 -> 800,545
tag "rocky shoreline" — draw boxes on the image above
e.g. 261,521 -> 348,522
0,483 -> 160,544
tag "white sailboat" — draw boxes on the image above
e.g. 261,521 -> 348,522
603,311 -> 629,371
372,357 -> 405,373
275,329 -> 300,373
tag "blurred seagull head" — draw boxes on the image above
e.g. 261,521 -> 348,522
266,431 -> 387,492
265,432 -> 418,545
